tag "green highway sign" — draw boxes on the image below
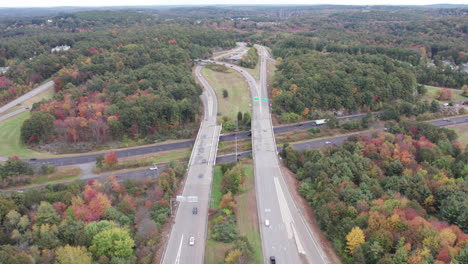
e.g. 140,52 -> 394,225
262,98 -> 267,102
253,97 -> 259,101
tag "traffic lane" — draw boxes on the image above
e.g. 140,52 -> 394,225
162,67 -> 220,263
0,108 -> 28,122
27,139 -> 195,166
430,116 -> 468,127
23,113 -> 367,165
0,80 -> 53,114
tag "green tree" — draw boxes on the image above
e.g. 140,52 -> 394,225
20,112 -> 54,144
430,100 -> 440,113
440,191 -> 467,232
36,201 -> 60,226
85,220 -> 115,242
90,227 -> 134,259
55,245 -> 92,264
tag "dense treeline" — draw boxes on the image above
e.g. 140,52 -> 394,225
281,122 -> 467,263
272,51 -> 417,117
0,161 -> 185,263
13,25 -> 239,147
239,47 -> 258,69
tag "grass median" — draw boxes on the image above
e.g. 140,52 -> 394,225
0,112 -> 48,158
205,161 -> 262,264
202,67 -> 251,121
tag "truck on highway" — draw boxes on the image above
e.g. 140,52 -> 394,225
313,119 -> 327,126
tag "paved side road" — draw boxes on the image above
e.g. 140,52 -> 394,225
26,113 -> 368,166
0,80 -> 54,115
6,116 -> 468,193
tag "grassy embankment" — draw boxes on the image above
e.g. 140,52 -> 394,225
447,123 -> 468,148
424,85 -> 466,102
1,166 -> 82,191
201,67 -> 251,122
205,162 -> 262,264
93,148 -> 191,173
0,112 -> 48,158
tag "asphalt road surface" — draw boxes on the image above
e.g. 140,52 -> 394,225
205,47 -> 331,263
0,107 -> 28,122
161,65 -> 221,264
0,80 -> 53,115
7,114 -> 467,193
23,112 -> 365,166
253,45 -> 330,263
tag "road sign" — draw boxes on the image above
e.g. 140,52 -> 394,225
253,97 -> 259,101
262,98 -> 267,102
187,196 -> 198,203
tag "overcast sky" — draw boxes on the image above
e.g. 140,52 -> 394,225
0,0 -> 466,8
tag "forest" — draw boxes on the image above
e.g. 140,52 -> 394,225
272,52 -> 417,116
280,121 -> 467,263
2,23 -> 239,147
0,161 -> 186,264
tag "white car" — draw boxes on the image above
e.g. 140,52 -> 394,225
325,141 -> 332,145
265,219 -> 270,227
189,236 -> 195,246
149,166 -> 158,171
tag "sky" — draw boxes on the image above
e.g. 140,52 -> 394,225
0,0 -> 466,8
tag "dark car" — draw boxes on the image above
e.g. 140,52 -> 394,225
247,132 -> 252,137
192,207 -> 198,214
270,256 -> 276,264
29,158 -> 37,161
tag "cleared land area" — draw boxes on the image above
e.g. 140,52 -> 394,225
0,111 -> 48,158
447,122 -> 468,148
202,67 -> 251,121
424,85 -> 466,102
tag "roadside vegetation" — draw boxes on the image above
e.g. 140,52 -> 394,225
205,161 -> 262,264
239,47 -> 259,69
424,85 -> 467,103
281,121 -> 467,263
445,122 -> 468,149
0,112 -> 47,158
0,86 -> 54,116
0,160 -> 185,263
202,65 -> 251,132
93,149 -> 190,173
0,156 -> 81,189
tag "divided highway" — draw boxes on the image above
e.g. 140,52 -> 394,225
204,46 -> 330,263
161,65 -> 221,264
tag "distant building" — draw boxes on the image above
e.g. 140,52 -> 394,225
51,45 -> 71,53
47,19 -> 53,23
0,67 -> 9,74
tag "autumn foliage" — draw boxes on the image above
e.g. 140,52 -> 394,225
104,152 -> 118,167
282,122 -> 467,263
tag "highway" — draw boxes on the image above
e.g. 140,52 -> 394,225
0,80 -> 53,116
22,112 -> 366,166
161,65 -> 221,264
251,45 -> 329,263
204,48 -> 331,262
6,114 -> 467,194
